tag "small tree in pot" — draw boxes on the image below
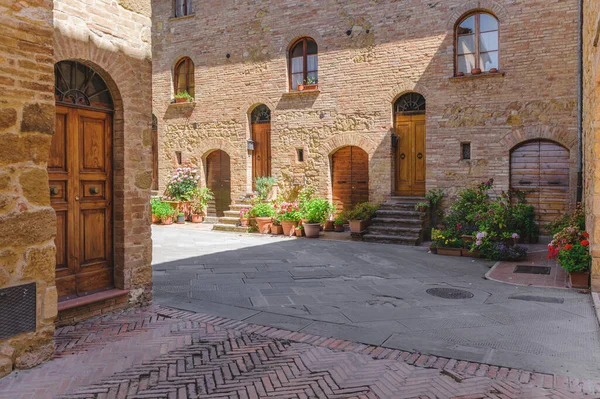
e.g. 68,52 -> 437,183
301,198 -> 333,238
189,187 -> 213,223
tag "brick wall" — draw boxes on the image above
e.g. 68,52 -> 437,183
152,0 -> 579,208
583,0 -> 600,291
53,0 -> 154,306
0,0 -> 57,378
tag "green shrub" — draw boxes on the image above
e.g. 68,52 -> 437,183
347,202 -> 379,221
250,203 -> 275,218
548,203 -> 585,235
301,198 -> 334,224
154,202 -> 176,220
189,187 -> 214,214
174,90 -> 193,101
151,197 -> 162,215
255,176 -> 277,200
557,242 -> 591,273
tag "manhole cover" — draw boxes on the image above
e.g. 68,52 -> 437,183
426,288 -> 474,299
513,265 -> 551,275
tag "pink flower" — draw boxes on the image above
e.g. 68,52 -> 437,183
177,178 -> 182,182
475,240 -> 482,246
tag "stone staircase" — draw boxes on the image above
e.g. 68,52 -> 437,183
212,198 -> 253,233
363,197 -> 426,245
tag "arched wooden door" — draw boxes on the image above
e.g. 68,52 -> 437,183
510,140 -> 570,231
251,105 -> 271,190
50,61 -> 114,299
206,150 -> 231,217
332,146 -> 369,213
394,93 -> 426,197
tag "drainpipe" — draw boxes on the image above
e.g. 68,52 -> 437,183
577,0 -> 584,203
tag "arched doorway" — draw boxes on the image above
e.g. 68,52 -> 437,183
50,60 -> 114,299
331,146 -> 369,213
206,150 -> 231,217
394,92 -> 426,197
510,140 -> 570,231
251,104 -> 271,189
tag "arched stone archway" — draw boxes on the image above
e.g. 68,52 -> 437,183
205,149 -> 231,218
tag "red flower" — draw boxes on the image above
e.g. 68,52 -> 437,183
581,240 -> 590,247
565,244 -> 573,250
582,232 -> 590,238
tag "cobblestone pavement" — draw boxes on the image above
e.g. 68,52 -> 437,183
1,305 -> 598,398
152,226 -> 600,380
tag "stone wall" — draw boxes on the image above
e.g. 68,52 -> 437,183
583,0 -> 600,291
152,0 -> 579,207
53,0 -> 154,305
0,0 -> 57,378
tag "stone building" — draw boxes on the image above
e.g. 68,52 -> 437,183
152,0 -> 580,231
584,0 -> 600,291
0,0 -> 153,377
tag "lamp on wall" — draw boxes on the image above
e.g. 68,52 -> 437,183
247,139 -> 255,151
391,133 -> 398,148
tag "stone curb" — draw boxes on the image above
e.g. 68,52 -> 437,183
592,292 -> 600,327
155,305 -> 600,394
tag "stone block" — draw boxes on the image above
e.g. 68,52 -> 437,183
20,103 -> 54,135
19,168 -> 50,206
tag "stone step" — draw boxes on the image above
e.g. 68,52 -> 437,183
390,196 -> 426,202
376,209 -> 423,218
224,210 -> 242,218
367,225 -> 422,236
363,233 -> 419,245
204,216 -> 219,224
229,203 -> 252,211
212,224 -> 249,233
217,217 -> 240,225
378,203 -> 419,211
371,217 -> 423,226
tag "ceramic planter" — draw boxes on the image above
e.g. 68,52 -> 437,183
297,84 -> 318,91
240,218 -> 249,227
437,247 -> 462,256
295,228 -> 303,237
304,223 -> 321,238
349,220 -> 368,233
569,271 -> 590,289
462,249 -> 480,258
334,224 -> 345,232
255,217 -> 273,234
176,215 -> 185,224
281,220 -> 297,236
161,216 -> 173,225
191,214 -> 203,223
324,220 -> 334,231
271,225 -> 283,235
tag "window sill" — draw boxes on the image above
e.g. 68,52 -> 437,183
169,14 -> 195,21
170,100 -> 196,106
449,72 -> 505,82
284,89 -> 321,96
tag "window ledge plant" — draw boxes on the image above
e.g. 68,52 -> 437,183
173,90 -> 194,103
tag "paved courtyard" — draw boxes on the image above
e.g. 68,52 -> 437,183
152,226 -> 600,381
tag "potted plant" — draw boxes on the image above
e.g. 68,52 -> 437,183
271,219 -> 283,235
549,230 -> 591,289
301,198 -> 333,238
151,197 -> 162,224
176,212 -> 185,224
295,225 -> 304,237
347,202 -> 379,233
155,202 -> 175,225
276,202 -> 300,236
254,176 -> 277,201
173,90 -> 193,103
250,203 -> 275,233
189,187 -> 213,223
164,167 -> 201,219
415,201 -> 430,213
298,77 -> 318,91
239,208 -> 250,227
425,188 -> 445,229
471,67 -> 482,75
434,229 -> 463,256
333,214 -> 346,232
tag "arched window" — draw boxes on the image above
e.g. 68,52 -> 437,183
289,38 -> 318,90
456,12 -> 499,75
174,0 -> 192,17
174,57 -> 194,98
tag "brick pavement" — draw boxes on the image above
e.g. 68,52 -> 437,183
0,306 -> 598,398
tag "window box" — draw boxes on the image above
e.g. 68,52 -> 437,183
173,97 -> 192,104
298,84 -> 318,91
170,99 -> 195,106
449,71 -> 505,82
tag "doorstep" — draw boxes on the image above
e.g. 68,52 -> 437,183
58,289 -> 129,312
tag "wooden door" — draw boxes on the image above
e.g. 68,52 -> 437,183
395,114 -> 426,197
332,146 -> 369,213
510,140 -> 570,231
49,106 -> 113,299
206,150 -> 231,217
252,123 -> 271,189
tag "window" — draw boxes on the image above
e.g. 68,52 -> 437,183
174,57 -> 194,98
297,149 -> 304,162
456,12 -> 499,74
461,143 -> 471,160
174,0 -> 193,17
175,151 -> 182,165
289,38 -> 318,90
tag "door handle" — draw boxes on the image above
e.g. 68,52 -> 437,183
400,153 -> 406,160
89,187 -> 99,194
519,181 -> 532,185
75,195 -> 80,201
50,187 -> 59,196
417,153 -> 423,159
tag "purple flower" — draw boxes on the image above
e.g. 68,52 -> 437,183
476,240 -> 482,246
512,233 -> 520,239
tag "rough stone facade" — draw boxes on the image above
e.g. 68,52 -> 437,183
152,0 -> 579,208
0,0 -> 153,378
584,0 -> 600,291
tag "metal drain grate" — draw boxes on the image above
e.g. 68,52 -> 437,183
513,265 -> 551,275
0,283 -> 36,340
426,288 -> 474,299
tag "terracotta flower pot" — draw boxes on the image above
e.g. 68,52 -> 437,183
240,218 -> 249,227
152,214 -> 159,224
334,224 -> 344,232
295,228 -> 303,237
569,271 -> 590,289
281,220 -> 297,236
324,220 -> 334,231
456,71 -> 465,77
161,216 -> 173,225
256,217 -> 273,234
429,245 -> 438,254
304,223 -> 321,238
174,97 -> 188,103
489,68 -> 498,73
437,247 -> 462,256
471,67 -> 482,75
191,214 -> 203,223
298,84 -> 318,91
271,225 -> 283,235
349,220 -> 368,233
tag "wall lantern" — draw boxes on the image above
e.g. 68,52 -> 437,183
247,139 -> 255,151
391,133 -> 398,148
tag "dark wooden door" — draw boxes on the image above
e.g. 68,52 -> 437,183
252,123 -> 271,189
395,114 -> 426,197
510,140 -> 570,231
49,106 -> 113,299
206,150 -> 231,217
332,146 -> 369,213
